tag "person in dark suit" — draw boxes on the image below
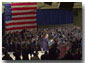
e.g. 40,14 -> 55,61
21,28 -> 27,40
9,39 -> 14,52
22,43 -> 29,60
13,51 -> 21,60
2,51 -> 13,60
41,34 -> 49,52
13,43 -> 21,60
3,40 -> 10,52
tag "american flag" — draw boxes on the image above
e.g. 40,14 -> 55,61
5,2 -> 37,32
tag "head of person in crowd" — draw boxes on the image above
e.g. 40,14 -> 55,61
45,33 -> 49,39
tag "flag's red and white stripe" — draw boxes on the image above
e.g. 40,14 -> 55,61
6,2 -> 37,32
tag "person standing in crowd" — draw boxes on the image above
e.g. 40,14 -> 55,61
9,39 -> 14,52
22,43 -> 29,60
29,39 -> 36,57
41,34 -> 49,52
13,50 -> 21,60
2,50 -> 13,60
4,40 -> 10,52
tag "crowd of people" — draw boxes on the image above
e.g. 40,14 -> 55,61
2,25 -> 82,60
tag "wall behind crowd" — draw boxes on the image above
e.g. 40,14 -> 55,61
73,8 -> 82,28
2,2 -> 82,30
37,9 -> 73,25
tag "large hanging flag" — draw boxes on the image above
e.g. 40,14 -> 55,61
5,2 -> 37,32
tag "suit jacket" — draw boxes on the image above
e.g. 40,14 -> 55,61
41,38 -> 49,51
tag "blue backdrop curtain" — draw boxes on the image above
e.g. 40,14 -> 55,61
37,9 -> 73,25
